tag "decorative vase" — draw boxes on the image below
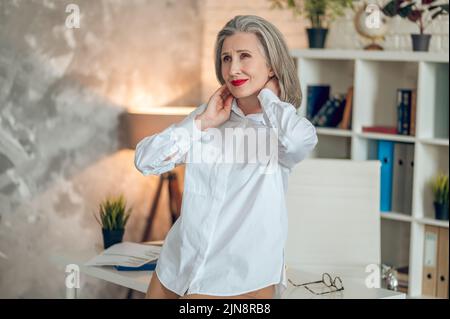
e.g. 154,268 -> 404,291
307,28 -> 328,49
433,202 -> 449,221
411,34 -> 432,52
102,229 -> 125,249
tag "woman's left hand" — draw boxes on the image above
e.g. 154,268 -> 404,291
263,76 -> 280,97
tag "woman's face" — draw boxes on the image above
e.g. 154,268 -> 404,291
221,32 -> 274,99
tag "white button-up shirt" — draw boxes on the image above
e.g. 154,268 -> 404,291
134,88 -> 318,298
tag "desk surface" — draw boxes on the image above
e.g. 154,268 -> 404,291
283,267 -> 404,299
52,246 -> 405,299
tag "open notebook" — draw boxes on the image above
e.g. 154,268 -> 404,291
85,241 -> 163,271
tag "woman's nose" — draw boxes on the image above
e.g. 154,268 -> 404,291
229,59 -> 242,76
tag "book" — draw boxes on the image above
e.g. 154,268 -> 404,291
85,242 -> 161,268
396,91 -> 403,134
338,86 -> 353,130
114,241 -> 163,271
311,95 -> 346,127
398,286 -> 408,293
115,259 -> 158,271
396,265 -> 409,283
396,89 -> 413,135
306,85 -> 330,120
362,126 -> 398,134
409,89 -> 417,136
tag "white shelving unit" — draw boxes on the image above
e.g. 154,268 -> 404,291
291,49 -> 449,298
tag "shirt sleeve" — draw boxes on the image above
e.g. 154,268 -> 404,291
257,88 -> 318,170
134,104 -> 207,176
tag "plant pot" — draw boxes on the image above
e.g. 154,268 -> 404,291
102,229 -> 125,249
434,202 -> 449,221
411,34 -> 431,52
306,28 -> 328,49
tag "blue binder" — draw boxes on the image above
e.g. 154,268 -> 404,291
114,259 -> 158,271
378,140 -> 394,212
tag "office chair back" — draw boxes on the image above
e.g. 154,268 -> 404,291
285,159 -> 381,283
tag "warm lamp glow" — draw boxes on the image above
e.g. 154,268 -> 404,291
127,89 -> 157,110
124,84 -> 198,112
122,105 -> 197,149
120,84 -> 200,149
127,106 -> 196,115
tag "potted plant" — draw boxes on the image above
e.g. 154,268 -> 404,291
94,194 -> 132,249
382,0 -> 449,52
431,173 -> 449,220
269,0 -> 354,48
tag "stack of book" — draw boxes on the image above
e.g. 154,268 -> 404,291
306,85 -> 353,129
362,88 -> 416,136
396,266 -> 409,293
310,95 -> 346,127
306,85 -> 330,121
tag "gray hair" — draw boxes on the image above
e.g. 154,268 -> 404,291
214,15 -> 302,108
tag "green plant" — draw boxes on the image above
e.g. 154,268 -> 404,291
431,173 -> 449,205
382,0 -> 449,34
94,194 -> 132,231
268,0 -> 354,28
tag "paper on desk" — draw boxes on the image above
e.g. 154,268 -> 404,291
85,242 -> 161,267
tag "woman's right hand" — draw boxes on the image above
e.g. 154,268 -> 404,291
195,84 -> 234,131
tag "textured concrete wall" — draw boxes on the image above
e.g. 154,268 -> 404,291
0,0 -> 201,298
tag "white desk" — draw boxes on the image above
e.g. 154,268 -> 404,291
283,267 -> 405,299
52,245 -> 405,299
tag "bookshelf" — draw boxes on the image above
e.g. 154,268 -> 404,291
291,49 -> 449,298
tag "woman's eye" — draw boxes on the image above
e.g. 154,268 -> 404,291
223,56 -> 230,62
241,53 -> 250,58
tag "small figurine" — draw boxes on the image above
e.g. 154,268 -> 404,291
381,264 -> 399,291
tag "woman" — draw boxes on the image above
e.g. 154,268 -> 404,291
135,15 -> 318,299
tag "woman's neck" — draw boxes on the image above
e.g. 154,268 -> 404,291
236,94 -> 263,116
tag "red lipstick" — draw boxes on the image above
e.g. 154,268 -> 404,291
231,79 -> 248,87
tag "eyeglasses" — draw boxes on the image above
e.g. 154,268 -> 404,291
288,273 -> 344,295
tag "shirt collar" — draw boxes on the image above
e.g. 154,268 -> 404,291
231,98 -> 264,122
